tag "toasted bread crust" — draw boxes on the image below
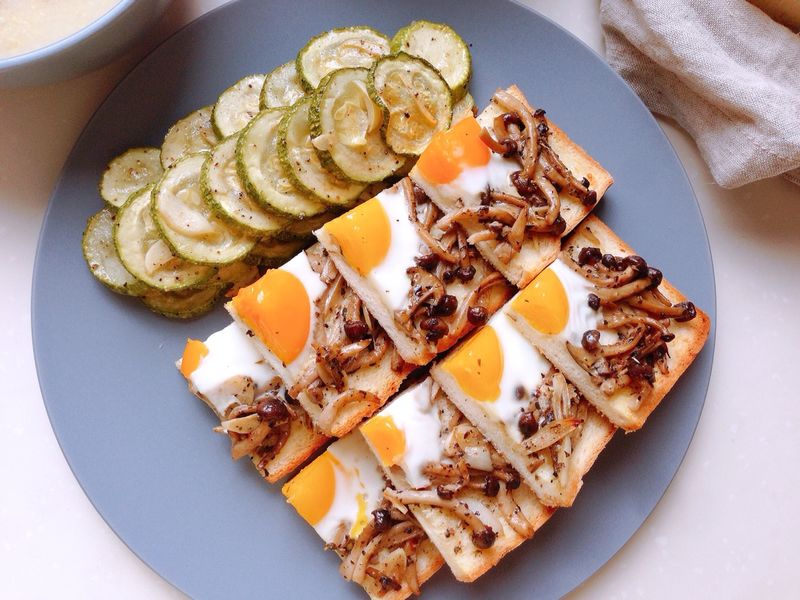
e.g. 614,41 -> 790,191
180,364 -> 328,484
507,215 -> 711,431
410,85 -> 613,289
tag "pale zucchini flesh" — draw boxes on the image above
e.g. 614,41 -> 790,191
202,135 -> 287,237
115,185 -> 215,292
311,67 -> 405,182
99,147 -> 163,209
391,21 -> 471,100
237,108 -> 327,218
161,106 -> 220,168
260,62 -> 306,109
83,207 -> 149,296
152,154 -> 255,265
278,97 -> 366,206
212,74 -> 266,138
369,53 -> 452,156
297,26 -> 390,90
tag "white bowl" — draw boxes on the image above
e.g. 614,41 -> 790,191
0,0 -> 171,88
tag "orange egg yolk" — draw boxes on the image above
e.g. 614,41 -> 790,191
232,269 -> 310,365
441,325 -> 503,402
511,267 -> 570,334
282,450 -> 336,527
322,197 -> 391,276
180,339 -> 208,378
416,116 -> 491,184
360,415 -> 406,467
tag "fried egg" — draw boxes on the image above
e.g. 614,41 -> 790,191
322,183 -> 424,310
411,115 -> 519,208
231,251 -> 326,380
511,258 -> 617,346
438,307 -> 551,443
179,323 -> 279,417
360,381 -> 446,489
282,433 -> 385,543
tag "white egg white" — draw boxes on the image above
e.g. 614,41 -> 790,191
314,434 -> 386,544
414,152 -> 519,210
378,381 -> 447,489
369,185 -> 426,311
548,259 -> 616,346
188,323 -> 278,417
481,309 -> 552,443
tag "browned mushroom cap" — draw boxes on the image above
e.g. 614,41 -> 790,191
493,89 -> 540,180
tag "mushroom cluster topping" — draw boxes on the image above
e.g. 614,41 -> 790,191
396,179 -> 512,351
562,245 -> 698,397
294,246 -> 410,431
336,501 -> 428,596
516,371 -> 587,492
215,379 -> 302,473
461,90 -> 598,265
385,385 -> 532,550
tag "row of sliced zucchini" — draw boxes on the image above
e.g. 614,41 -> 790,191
83,20 -> 475,318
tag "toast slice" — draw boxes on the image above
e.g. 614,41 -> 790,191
281,433 -> 444,600
431,307 -> 616,507
409,85 -> 613,288
227,244 -> 413,437
316,182 -> 514,366
507,215 -> 711,431
360,379 -> 554,582
177,324 -> 327,483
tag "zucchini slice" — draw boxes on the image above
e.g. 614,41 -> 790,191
278,97 -> 366,206
311,67 -> 405,181
247,236 -> 312,267
202,135 -> 287,237
369,53 -> 452,156
212,74 -> 266,137
285,210 -> 336,237
115,185 -> 215,292
161,106 -> 220,168
152,154 -> 255,265
297,26 -> 390,90
99,147 -> 163,208
260,62 -> 306,109
237,108 -> 327,218
140,284 -> 223,319
83,207 -> 149,296
451,92 -> 476,123
391,21 -> 471,100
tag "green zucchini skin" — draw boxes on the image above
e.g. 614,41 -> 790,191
390,21 -> 472,101
277,97 -> 366,206
310,67 -> 405,183
236,107 -> 328,219
212,74 -> 266,138
368,52 -> 452,157
296,26 -> 390,90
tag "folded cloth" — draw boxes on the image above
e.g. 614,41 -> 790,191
600,0 -> 800,188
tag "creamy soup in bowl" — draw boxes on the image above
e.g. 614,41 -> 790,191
0,0 -> 122,59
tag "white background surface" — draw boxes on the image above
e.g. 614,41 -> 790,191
2,1 -> 798,598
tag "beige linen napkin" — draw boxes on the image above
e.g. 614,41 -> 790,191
600,0 -> 800,188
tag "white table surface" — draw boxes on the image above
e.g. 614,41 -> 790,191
2,1 -> 798,598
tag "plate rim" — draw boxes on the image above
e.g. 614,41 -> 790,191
30,1 -> 717,597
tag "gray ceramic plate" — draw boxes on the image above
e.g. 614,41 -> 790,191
32,1 -> 715,598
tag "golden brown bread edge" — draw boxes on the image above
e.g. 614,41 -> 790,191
507,215 -> 711,431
